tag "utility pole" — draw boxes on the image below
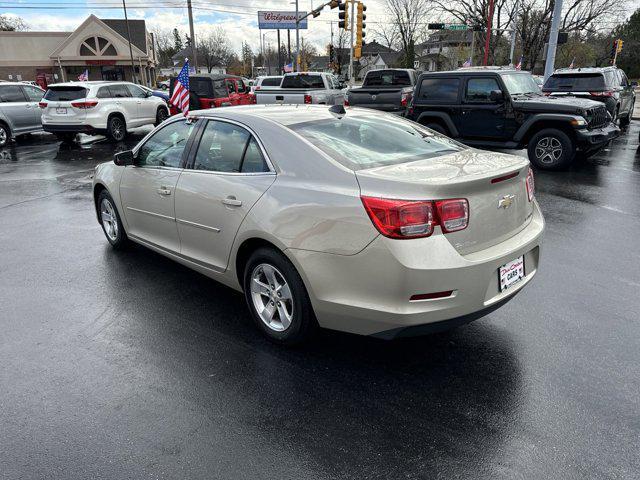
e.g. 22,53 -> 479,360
187,0 -> 198,71
482,0 -> 495,66
122,0 -> 137,83
287,30 -> 291,65
509,0 -> 520,64
543,0 -> 563,81
277,29 -> 282,74
348,0 -> 355,83
295,0 -> 301,71
470,0 -> 476,65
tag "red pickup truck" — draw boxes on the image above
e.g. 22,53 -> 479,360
169,73 -> 255,114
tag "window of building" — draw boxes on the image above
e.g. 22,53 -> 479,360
80,36 -> 118,56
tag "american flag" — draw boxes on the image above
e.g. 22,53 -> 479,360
515,56 -> 523,70
77,69 -> 89,81
283,62 -> 293,73
462,57 -> 472,68
170,60 -> 190,116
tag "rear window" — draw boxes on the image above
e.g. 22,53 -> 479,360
364,70 -> 411,86
418,78 -> 460,102
281,74 -> 324,89
289,115 -> 464,170
544,73 -> 606,90
0,85 -> 27,102
261,77 -> 282,87
190,77 -> 214,97
43,86 -> 87,101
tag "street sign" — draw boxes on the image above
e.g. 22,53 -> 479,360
428,23 -> 469,30
258,11 -> 308,29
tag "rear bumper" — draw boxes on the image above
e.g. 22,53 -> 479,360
42,124 -> 102,134
575,123 -> 620,151
288,201 -> 545,337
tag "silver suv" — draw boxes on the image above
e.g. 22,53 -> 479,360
0,82 -> 45,147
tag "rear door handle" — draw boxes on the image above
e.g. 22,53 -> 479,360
222,196 -> 242,206
157,187 -> 172,196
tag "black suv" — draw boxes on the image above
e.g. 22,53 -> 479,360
406,68 -> 619,169
542,67 -> 635,126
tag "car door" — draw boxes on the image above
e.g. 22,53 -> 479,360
458,76 -> 508,140
225,79 -> 240,106
21,85 -> 45,130
174,119 -> 276,271
235,79 -> 252,105
126,84 -> 156,123
109,84 -> 138,125
0,85 -> 35,133
119,118 -> 197,253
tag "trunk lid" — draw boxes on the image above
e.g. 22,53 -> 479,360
355,149 -> 532,255
347,87 -> 408,112
42,86 -> 88,124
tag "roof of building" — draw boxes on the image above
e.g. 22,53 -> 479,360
102,19 -> 148,53
361,41 -> 396,54
376,52 -> 402,66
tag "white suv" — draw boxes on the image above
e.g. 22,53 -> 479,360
40,81 -> 169,142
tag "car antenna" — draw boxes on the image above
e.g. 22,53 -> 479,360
329,104 -> 346,119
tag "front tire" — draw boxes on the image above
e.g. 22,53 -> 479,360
98,190 -> 128,249
154,107 -> 169,126
527,128 -> 575,170
0,123 -> 9,147
107,115 -> 126,142
243,247 -> 317,345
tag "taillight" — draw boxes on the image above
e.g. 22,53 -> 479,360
401,91 -> 412,107
526,168 -> 535,202
71,100 -> 98,109
304,94 -> 312,104
543,92 -> 551,96
344,98 -> 350,106
256,86 -> 261,90
435,199 -> 469,233
589,90 -> 614,97
361,197 -> 469,239
38,102 -> 47,108
251,95 -> 257,104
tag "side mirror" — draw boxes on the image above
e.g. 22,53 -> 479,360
114,150 -> 135,166
490,89 -> 504,102
146,90 -> 154,97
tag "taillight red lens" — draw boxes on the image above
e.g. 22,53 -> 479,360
38,102 -> 47,108
589,90 -> 614,97
304,94 -> 312,104
344,98 -> 350,106
361,197 -> 436,239
543,92 -> 551,96
526,168 -> 535,202
435,199 -> 469,233
71,100 -> 98,109
400,91 -> 412,107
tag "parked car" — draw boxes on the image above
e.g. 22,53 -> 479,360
251,75 -> 283,93
140,85 -> 169,102
542,66 -> 635,126
169,74 -> 254,115
255,72 -> 345,105
40,81 -> 169,142
346,68 -> 417,115
92,104 -> 544,344
407,68 -> 619,169
157,80 -> 170,90
0,82 -> 45,147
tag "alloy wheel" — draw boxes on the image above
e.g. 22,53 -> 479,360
111,118 -> 125,141
535,137 -> 563,164
250,263 -> 294,332
100,198 -> 118,241
0,126 -> 7,146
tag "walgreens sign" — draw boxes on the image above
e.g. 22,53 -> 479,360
258,11 -> 308,29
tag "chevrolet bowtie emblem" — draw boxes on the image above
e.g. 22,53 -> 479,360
498,194 -> 516,209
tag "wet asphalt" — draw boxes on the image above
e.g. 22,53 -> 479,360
0,125 -> 639,480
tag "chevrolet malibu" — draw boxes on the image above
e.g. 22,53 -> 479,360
92,105 -> 544,344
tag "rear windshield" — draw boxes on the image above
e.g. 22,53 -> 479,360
289,115 -> 464,170
364,70 -> 411,86
544,73 -> 606,90
281,74 -> 324,89
262,77 -> 282,87
43,86 -> 87,101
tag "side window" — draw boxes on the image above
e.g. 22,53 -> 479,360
236,79 -> 246,93
110,84 -> 131,98
126,84 -> 147,98
193,121 -> 268,173
418,78 -> 460,103
619,71 -> 629,87
225,80 -> 238,95
465,77 -> 500,102
96,86 -> 112,98
0,85 -> 27,102
136,120 -> 194,168
213,80 -> 227,97
23,86 -> 44,101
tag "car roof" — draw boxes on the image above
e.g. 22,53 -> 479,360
47,81 -> 130,88
422,67 -> 525,76
0,81 -> 40,87
552,67 -> 615,75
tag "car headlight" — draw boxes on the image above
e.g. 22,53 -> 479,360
570,116 -> 588,127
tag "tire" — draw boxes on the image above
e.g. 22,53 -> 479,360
243,247 -> 317,345
106,115 -> 126,142
527,128 -> 575,170
55,133 -> 76,143
424,122 -> 448,135
0,123 -> 10,147
154,107 -> 169,126
619,103 -> 632,128
97,189 -> 128,249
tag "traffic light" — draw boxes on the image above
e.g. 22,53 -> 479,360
617,39 -> 624,53
338,0 -> 349,30
355,2 -> 366,58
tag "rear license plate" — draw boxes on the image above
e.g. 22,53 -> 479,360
499,256 -> 525,291
56,107 -> 67,114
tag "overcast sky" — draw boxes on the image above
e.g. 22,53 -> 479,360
2,0 -> 640,55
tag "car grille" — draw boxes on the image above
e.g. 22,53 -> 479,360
588,106 -> 609,129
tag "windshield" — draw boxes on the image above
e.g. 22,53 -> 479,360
289,115 -> 464,170
500,73 -> 541,95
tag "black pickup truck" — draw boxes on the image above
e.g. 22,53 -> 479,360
406,68 -> 619,169
346,68 -> 417,115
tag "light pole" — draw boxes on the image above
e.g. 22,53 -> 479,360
295,0 -> 301,71
543,0 -> 563,81
509,0 -> 520,65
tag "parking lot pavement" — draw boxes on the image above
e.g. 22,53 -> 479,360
1,125 -> 639,479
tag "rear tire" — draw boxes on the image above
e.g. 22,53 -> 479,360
55,133 -> 76,143
97,189 -> 128,249
107,115 -> 126,142
619,104 -> 632,128
243,247 -> 317,345
424,122 -> 448,135
527,128 -> 575,170
0,123 -> 10,147
154,107 -> 169,126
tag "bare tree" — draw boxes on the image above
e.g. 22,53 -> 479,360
0,14 -> 28,31
371,22 -> 400,51
150,27 -> 178,68
386,0 -> 431,66
197,27 -> 233,73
